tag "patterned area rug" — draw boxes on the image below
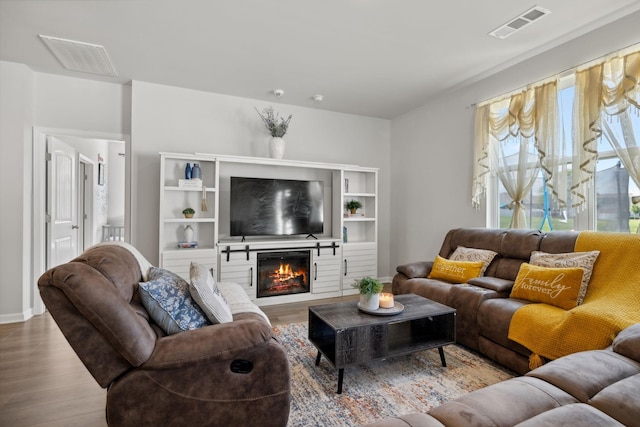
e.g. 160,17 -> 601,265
273,322 -> 514,427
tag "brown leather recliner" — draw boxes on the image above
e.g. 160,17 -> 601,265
38,245 -> 291,427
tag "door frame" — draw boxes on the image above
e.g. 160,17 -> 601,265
32,127 -> 131,315
78,155 -> 95,252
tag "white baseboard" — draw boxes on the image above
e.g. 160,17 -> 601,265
0,308 -> 33,324
378,276 -> 392,284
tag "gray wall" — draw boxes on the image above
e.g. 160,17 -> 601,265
130,81 -> 391,273
0,73 -> 391,321
0,62 -> 33,322
0,67 -> 130,322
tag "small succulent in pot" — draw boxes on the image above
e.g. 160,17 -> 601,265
182,208 -> 195,218
352,276 -> 383,296
353,276 -> 384,310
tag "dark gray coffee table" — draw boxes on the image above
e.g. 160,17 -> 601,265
308,293 -> 456,393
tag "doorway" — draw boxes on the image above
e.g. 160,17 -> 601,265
45,135 -> 126,268
32,127 -> 130,315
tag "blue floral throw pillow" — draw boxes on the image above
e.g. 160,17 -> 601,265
139,267 -> 210,335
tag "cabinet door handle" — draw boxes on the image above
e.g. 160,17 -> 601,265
344,259 -> 348,276
249,267 -> 253,286
314,262 -> 318,281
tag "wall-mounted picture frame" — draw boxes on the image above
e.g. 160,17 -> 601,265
98,163 -> 105,186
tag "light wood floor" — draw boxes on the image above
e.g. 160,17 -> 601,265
0,292 -> 371,427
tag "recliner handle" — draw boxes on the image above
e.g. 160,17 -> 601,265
230,359 -> 254,374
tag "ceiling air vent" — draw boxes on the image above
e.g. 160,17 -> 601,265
489,6 -> 551,39
39,35 -> 118,77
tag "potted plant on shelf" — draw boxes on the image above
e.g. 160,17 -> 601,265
182,208 -> 195,218
353,276 -> 383,310
255,106 -> 292,159
345,199 -> 362,215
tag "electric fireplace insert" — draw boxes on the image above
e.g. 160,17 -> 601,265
256,251 -> 310,298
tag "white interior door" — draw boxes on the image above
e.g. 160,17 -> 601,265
47,136 -> 78,268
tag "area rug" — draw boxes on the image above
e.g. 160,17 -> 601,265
273,322 -> 514,427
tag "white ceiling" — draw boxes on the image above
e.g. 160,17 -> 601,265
1,0 -> 639,119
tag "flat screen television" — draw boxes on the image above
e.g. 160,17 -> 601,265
230,177 -> 324,237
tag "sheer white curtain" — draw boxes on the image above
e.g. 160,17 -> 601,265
472,105 -> 490,209
602,114 -> 640,232
534,82 -> 566,210
473,82 -> 558,228
491,136 -> 540,228
572,51 -> 640,211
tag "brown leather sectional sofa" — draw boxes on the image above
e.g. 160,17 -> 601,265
393,227 -> 579,374
365,227 -> 640,426
365,323 -> 640,426
38,245 -> 291,427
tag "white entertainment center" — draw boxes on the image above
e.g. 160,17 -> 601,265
159,152 -> 378,306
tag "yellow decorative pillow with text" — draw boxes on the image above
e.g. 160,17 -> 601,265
428,256 -> 484,283
510,263 -> 584,310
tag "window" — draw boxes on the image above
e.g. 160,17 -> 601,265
487,75 -> 640,233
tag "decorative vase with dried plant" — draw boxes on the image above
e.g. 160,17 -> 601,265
255,106 -> 292,159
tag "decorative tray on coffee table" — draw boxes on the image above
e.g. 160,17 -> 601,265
357,302 -> 405,316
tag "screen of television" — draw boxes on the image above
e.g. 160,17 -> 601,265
230,177 -> 324,237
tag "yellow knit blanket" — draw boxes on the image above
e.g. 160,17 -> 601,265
508,231 -> 640,364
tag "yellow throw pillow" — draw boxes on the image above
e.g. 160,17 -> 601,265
510,263 -> 584,310
428,255 -> 484,283
529,250 -> 599,305
450,246 -> 498,276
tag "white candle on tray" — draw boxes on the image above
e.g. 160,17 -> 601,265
379,292 -> 394,308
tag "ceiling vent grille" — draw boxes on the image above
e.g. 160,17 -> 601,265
489,6 -> 551,39
39,35 -> 118,77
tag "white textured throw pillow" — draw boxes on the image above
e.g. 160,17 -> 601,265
450,246 -> 498,276
189,262 -> 233,324
529,250 -> 600,305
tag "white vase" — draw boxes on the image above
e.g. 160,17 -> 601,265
269,137 -> 286,159
184,225 -> 194,242
359,293 -> 380,311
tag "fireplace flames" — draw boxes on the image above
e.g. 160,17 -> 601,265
265,263 -> 307,293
